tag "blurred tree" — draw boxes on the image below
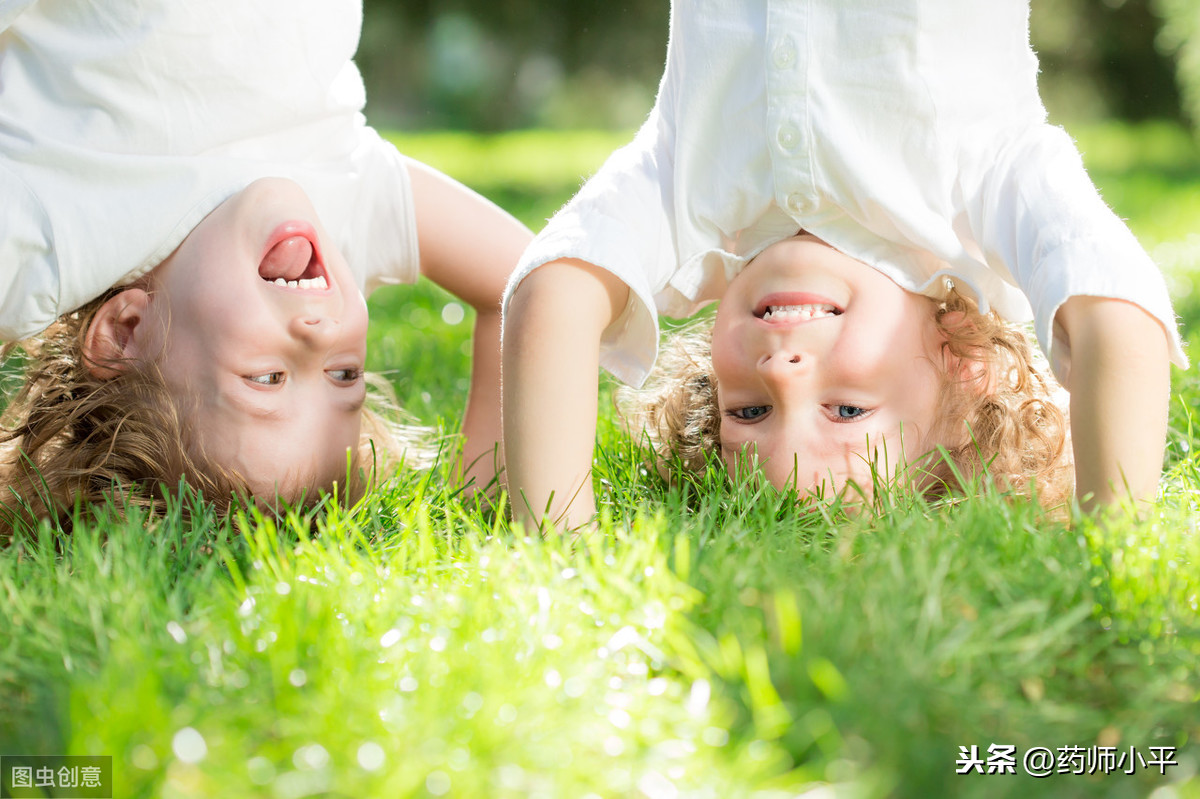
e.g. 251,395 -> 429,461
358,0 -> 668,130
355,0 -> 1194,132
1152,0 -> 1200,128
1032,0 -> 1182,123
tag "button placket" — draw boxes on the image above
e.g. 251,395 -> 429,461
776,122 -> 800,152
765,2 -> 815,219
786,192 -> 812,215
772,36 -> 796,69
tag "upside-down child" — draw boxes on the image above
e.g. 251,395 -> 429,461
0,0 -> 530,533
503,0 -> 1188,529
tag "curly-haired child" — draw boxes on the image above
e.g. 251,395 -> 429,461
620,265 -> 1073,506
502,0 -> 1188,529
0,0 -> 529,533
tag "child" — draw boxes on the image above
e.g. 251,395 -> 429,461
502,0 -> 1188,529
0,0 -> 530,532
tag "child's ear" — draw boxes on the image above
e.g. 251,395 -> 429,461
947,351 -> 989,393
938,310 -> 991,393
83,289 -> 156,379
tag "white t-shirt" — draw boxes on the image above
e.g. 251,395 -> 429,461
505,0 -> 1188,388
0,0 -> 420,342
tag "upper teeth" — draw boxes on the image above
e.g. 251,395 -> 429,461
271,276 -> 328,290
763,303 -> 838,320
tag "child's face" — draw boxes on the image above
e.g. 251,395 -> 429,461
710,235 -> 946,497
146,177 -> 370,499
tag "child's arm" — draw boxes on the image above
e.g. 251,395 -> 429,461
407,160 -> 532,494
503,259 -> 630,530
963,124 -> 1185,509
1055,296 -> 1171,507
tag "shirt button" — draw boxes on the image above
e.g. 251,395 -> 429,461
772,39 -> 795,69
777,123 -> 800,151
786,192 -> 812,215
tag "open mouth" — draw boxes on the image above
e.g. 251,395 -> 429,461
759,303 -> 841,321
258,222 -> 328,291
753,293 -> 843,321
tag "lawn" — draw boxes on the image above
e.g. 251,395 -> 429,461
1,123 -> 1198,799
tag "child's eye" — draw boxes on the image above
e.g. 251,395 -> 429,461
832,405 -> 870,420
247,372 -> 285,386
327,367 -> 363,384
727,405 -> 770,421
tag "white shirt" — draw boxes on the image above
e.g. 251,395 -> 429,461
0,0 -> 420,342
505,0 -> 1188,388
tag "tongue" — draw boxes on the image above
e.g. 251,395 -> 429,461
259,236 -> 313,281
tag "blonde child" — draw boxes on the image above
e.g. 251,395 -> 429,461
0,0 -> 529,532
502,0 -> 1188,529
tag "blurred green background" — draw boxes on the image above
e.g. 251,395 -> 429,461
353,0 -> 1200,431
355,0 -> 1200,133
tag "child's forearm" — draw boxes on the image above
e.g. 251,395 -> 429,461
458,308 -> 503,493
405,159 -> 532,493
1056,296 -> 1170,508
503,259 -> 629,531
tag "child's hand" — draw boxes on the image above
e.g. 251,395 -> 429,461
1056,296 -> 1171,508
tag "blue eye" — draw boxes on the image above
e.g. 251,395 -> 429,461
835,405 -> 867,419
729,405 -> 770,420
247,372 -> 285,386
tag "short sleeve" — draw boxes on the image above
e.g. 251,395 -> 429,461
965,125 -> 1188,384
0,163 -> 59,341
325,127 -> 421,296
503,114 -> 678,387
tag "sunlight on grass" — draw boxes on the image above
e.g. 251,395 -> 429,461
386,129 -> 632,230
387,129 -> 630,196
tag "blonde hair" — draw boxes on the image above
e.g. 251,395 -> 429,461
0,292 -> 425,537
620,288 -> 1072,508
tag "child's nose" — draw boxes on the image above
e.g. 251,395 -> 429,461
758,350 -> 804,368
289,316 -> 337,347
757,350 -> 806,382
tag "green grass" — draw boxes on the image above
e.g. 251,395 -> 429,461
2,124 -> 1199,798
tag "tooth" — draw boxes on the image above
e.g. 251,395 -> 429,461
765,302 -> 837,320
315,276 -> 328,290
274,278 -> 286,286
288,280 -> 298,288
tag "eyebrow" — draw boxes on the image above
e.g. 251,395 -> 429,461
720,417 -> 902,463
229,395 -> 285,421
229,396 -> 364,421
224,381 -> 366,420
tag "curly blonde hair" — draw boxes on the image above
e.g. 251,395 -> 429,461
620,288 -> 1073,508
0,291 -> 426,538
